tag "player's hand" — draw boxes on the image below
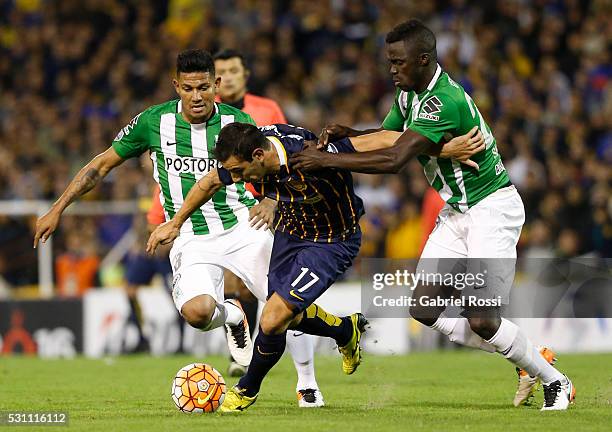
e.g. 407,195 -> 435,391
249,198 -> 277,230
318,124 -> 353,149
441,126 -> 485,170
289,142 -> 330,172
33,208 -> 61,248
146,220 -> 180,255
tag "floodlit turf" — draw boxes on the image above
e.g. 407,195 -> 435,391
1,351 -> 610,431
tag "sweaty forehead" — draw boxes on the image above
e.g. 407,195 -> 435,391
178,72 -> 214,85
386,41 -> 409,60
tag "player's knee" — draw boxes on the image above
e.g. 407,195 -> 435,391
259,312 -> 288,335
260,301 -> 294,335
181,296 -> 216,329
258,293 -> 295,335
467,317 -> 500,340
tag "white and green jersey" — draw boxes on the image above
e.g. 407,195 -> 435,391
382,64 -> 511,212
112,100 -> 257,235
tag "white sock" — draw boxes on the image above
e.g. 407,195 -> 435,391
487,318 -> 564,384
198,302 -> 226,331
431,314 -> 496,353
199,301 -> 242,331
222,300 -> 245,326
286,330 -> 318,391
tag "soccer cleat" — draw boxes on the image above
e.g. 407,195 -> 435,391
513,372 -> 538,407
297,388 -> 325,408
224,299 -> 253,367
338,313 -> 368,375
513,346 -> 557,407
541,375 -> 575,411
227,360 -> 247,378
219,386 -> 257,412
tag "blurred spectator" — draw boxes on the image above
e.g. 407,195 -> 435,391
385,200 -> 422,259
0,216 -> 38,286
0,1 -> 610,289
55,229 -> 100,297
420,188 -> 445,253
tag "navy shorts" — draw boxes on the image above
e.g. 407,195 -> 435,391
124,253 -> 172,290
267,230 -> 361,312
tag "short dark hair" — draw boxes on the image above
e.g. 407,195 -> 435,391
386,20 -> 437,59
176,49 -> 215,75
213,48 -> 247,69
214,123 -> 269,162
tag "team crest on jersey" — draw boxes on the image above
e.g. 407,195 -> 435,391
302,194 -> 323,204
419,96 -> 443,121
287,180 -> 308,191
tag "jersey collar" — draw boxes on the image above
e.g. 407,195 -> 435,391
267,136 -> 288,167
176,100 -> 220,125
418,63 -> 442,95
207,103 -> 220,125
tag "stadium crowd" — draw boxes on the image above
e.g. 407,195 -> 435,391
0,0 -> 610,289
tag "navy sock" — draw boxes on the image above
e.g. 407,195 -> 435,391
238,329 -> 286,397
293,304 -> 353,346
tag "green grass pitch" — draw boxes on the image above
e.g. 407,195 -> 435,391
1,351 -> 611,431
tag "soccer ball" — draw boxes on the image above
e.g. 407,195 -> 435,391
171,363 -> 226,413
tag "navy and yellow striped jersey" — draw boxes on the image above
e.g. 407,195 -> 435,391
218,124 -> 365,243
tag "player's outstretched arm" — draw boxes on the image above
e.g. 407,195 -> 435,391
146,170 -> 223,254
345,127 -> 483,160
291,127 -> 483,173
317,124 -> 383,149
325,128 -> 434,174
349,126 -> 483,160
348,130 -> 402,152
33,147 -> 126,248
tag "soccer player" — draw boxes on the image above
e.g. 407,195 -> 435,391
146,121 -> 485,411
146,122 -> 367,412
214,48 -> 305,383
290,20 -> 575,411
141,49 -> 323,404
33,49 -> 273,388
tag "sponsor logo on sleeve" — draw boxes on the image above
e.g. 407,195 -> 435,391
259,125 -> 280,134
326,143 -> 339,153
418,96 -> 443,121
114,113 -> 142,141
